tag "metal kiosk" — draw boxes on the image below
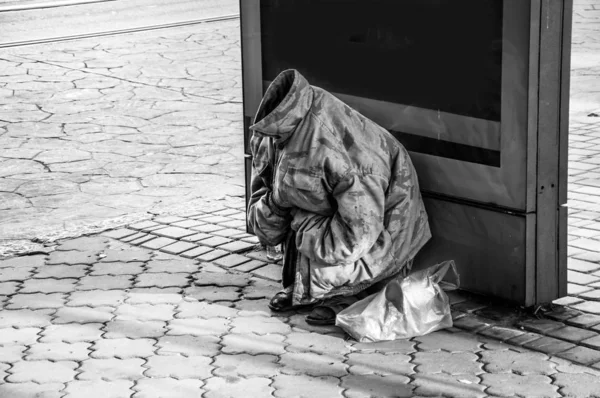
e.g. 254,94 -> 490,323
240,0 -> 573,306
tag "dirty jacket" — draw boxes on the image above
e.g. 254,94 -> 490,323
247,69 -> 431,304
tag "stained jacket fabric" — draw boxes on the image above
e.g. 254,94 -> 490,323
247,69 -> 431,304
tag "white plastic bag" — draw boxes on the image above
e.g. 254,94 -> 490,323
336,261 -> 459,342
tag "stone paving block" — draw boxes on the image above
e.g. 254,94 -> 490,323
168,317 -> 229,336
569,269 -> 600,285
569,282 -> 594,295
140,236 -> 176,249
129,234 -> 156,245
234,259 -> 266,273
47,250 -> 97,265
197,236 -> 232,248
554,372 -> 600,397
145,258 -> 197,273
115,303 -> 175,322
195,249 -> 229,262
193,271 -> 250,287
218,240 -> 256,254
346,353 -> 413,376
121,232 -> 147,243
544,306 -> 583,322
53,306 -> 114,324
90,261 -> 144,276
102,228 -> 138,239
286,331 -> 353,357
7,360 -> 78,383
91,338 -> 156,359
79,358 -> 145,381
104,319 -> 166,338
518,318 -> 565,334
272,374 -> 343,398
0,266 -> 33,282
181,232 -> 212,242
179,245 -> 213,259
244,249 -> 275,264
152,226 -> 196,239
219,219 -> 246,229
572,300 -> 600,314
0,255 -> 46,269
67,290 -> 126,307
7,292 -> 66,309
135,272 -> 190,288
0,327 -> 41,345
221,333 -> 287,356
479,350 -> 553,375
523,336 -> 576,355
213,208 -> 239,217
199,262 -> 227,273
77,275 -> 133,291
204,376 -> 274,398
129,220 -> 160,230
0,308 -> 53,328
231,315 -> 291,335
170,219 -> 204,228
126,288 -> 183,304
64,380 -> 134,398
286,312 -> 341,334
26,342 -> 91,361
342,374 -> 413,398
201,215 -> 233,224
478,325 -> 524,342
156,335 -> 221,357
241,235 -> 260,244
154,215 -> 186,224
99,248 -> 152,263
192,223 -> 226,233
160,241 -> 198,255
251,263 -> 282,282
213,253 -> 251,268
133,378 -> 205,398
412,373 -> 485,398
547,325 -> 598,342
0,345 -> 26,363
413,352 -> 482,374
212,227 -> 246,238
41,323 -> 104,343
0,382 -> 64,398
145,355 -> 213,379
556,345 -> 600,365
553,295 -> 584,306
213,353 -> 281,378
569,258 -> 600,273
580,289 -> 600,301
0,281 -> 19,296
176,301 -> 238,319
20,277 -> 78,293
480,374 -> 559,398
34,264 -> 87,279
184,285 -> 240,302
566,313 -> 600,328
241,278 -> 279,300
414,330 -> 482,352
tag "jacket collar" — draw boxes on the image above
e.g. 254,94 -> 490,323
250,69 -> 313,145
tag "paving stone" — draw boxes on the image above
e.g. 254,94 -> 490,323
569,283 -> 594,295
145,355 -> 213,379
213,353 -> 280,378
572,300 -> 600,314
193,271 -> 250,287
7,292 -> 66,309
218,240 -> 256,253
234,299 -> 271,316
179,245 -> 214,258
140,236 -> 177,249
20,277 -> 78,293
91,338 -> 156,359
0,345 -> 26,363
478,325 -> 525,342
126,288 -> 183,304
219,219 -> 246,229
181,232 -> 212,242
129,220 -> 160,230
204,376 -> 273,398
129,235 -> 155,245
251,263 -> 282,282
544,306 -> 583,321
104,319 -> 166,338
152,226 -> 196,239
67,290 -> 126,307
245,250 -> 275,264
0,308 -> 53,328
34,264 -> 87,279
580,333 -> 600,350
0,281 -> 20,295
184,285 -> 240,302
230,315 -> 291,335
156,334 -> 221,357
342,374 -> 413,398
160,241 -> 198,255
41,323 -> 104,343
508,332 -> 544,346
170,219 -> 204,228
414,330 -> 482,352
176,301 -> 238,319
192,223 -> 226,233
569,269 -> 600,285
0,255 -> 46,269
213,253 -> 252,268
145,258 -> 197,273
221,332 -> 286,356
272,374 -> 343,398
286,331 -> 353,357
77,275 -> 133,290
556,345 -> 600,365
480,374 -> 559,397
580,289 -> 600,300
569,258 -> 600,273
0,382 -> 64,398
213,228 -> 246,238
554,372 -> 600,397
7,360 -> 78,383
479,350 -> 554,375
56,236 -> 111,252
234,259 -> 266,273
198,236 -> 233,248
53,306 -> 114,324
199,262 -> 227,273
0,327 -> 41,345
102,228 -> 138,239
518,318 -> 565,334
99,248 -> 152,263
135,272 -> 190,289
553,295 -> 584,306
78,358 -> 145,381
89,261 -> 144,276
26,342 -> 91,361
546,325 -> 598,343
413,351 -> 482,374
196,249 -> 229,262
121,232 -> 147,243
64,380 -> 134,398
168,317 -> 229,336
287,312 -> 342,334
346,353 -> 413,376
115,303 -> 175,321
47,250 -> 97,265
154,215 -> 187,224
523,336 -> 576,355
133,378 -> 205,398
0,266 -> 33,282
412,373 -> 485,398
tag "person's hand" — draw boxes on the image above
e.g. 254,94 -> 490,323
267,189 -> 291,216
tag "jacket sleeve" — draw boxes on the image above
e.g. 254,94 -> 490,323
291,172 -> 386,265
246,135 -> 291,246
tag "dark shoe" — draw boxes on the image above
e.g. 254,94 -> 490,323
268,287 -> 317,312
305,295 -> 359,326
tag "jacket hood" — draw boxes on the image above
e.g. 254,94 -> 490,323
250,69 -> 314,144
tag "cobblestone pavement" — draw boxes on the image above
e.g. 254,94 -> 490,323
0,20 -> 244,256
2,200 -> 600,398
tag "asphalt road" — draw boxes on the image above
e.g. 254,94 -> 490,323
0,0 -> 239,44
